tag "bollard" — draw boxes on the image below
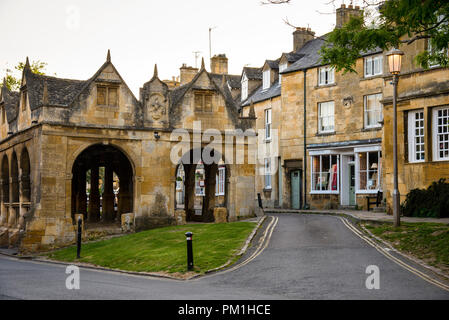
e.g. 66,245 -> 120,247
76,217 -> 82,259
185,232 -> 194,271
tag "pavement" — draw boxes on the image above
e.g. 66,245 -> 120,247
1,213 -> 448,300
264,208 -> 449,224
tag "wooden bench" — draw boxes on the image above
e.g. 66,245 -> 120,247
366,191 -> 383,211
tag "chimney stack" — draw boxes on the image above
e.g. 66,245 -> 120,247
210,54 -> 228,75
179,64 -> 199,85
293,27 -> 315,52
336,4 -> 362,29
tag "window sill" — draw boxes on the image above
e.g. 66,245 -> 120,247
356,190 -> 380,194
310,191 -> 339,195
316,131 -> 336,137
362,126 -> 382,132
315,83 -> 336,89
361,74 -> 384,81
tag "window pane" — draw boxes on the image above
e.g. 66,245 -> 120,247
359,152 -> 367,190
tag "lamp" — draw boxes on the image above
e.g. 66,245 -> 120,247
386,48 -> 404,75
154,132 -> 160,140
386,47 -> 404,227
371,163 -> 378,169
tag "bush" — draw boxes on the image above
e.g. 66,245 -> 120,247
401,179 -> 449,218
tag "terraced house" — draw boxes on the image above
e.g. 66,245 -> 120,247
248,4 -> 449,213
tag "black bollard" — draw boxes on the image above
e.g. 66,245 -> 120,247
185,232 -> 194,271
76,217 -> 82,259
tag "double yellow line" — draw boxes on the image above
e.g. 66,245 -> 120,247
340,217 -> 449,293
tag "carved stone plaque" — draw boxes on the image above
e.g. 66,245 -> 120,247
147,93 -> 167,120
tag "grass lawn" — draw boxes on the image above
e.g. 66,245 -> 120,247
46,221 -> 256,275
363,222 -> 449,274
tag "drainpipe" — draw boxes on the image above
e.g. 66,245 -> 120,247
303,69 -> 308,209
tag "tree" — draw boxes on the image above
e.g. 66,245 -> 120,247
321,0 -> 449,73
1,60 -> 48,91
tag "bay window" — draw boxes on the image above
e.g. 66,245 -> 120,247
311,154 -> 339,193
356,150 -> 382,192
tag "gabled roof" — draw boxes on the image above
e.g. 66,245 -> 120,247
0,85 -> 20,123
264,59 -> 280,70
242,67 -> 262,81
25,69 -> 87,110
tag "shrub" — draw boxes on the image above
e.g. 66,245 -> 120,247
401,179 -> 449,218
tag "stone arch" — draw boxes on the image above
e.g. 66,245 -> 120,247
0,155 -> 9,225
71,143 -> 134,224
177,147 -> 230,222
20,147 -> 31,202
10,151 -> 19,227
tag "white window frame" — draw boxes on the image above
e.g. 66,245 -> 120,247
318,66 -> 335,86
355,147 -> 382,194
364,93 -> 383,128
310,153 -> 340,194
408,109 -> 425,163
318,101 -> 335,133
279,63 -> 287,84
215,166 -> 225,196
432,106 -> 449,161
265,108 -> 272,141
241,73 -> 248,101
364,54 -> 383,77
264,158 -> 272,189
263,69 -> 270,91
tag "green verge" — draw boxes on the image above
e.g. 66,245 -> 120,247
45,221 -> 256,274
363,222 -> 449,274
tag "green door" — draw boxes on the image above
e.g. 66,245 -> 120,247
291,170 -> 301,209
349,164 -> 356,206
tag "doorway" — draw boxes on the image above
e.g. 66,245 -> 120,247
348,163 -> 356,206
290,170 -> 302,209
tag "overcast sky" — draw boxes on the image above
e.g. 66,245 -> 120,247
0,0 -> 358,95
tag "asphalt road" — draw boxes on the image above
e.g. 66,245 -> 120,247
1,214 -> 448,300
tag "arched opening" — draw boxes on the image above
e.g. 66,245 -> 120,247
20,148 -> 31,202
177,148 -> 228,222
71,144 -> 133,225
10,152 -> 19,226
1,155 -> 9,226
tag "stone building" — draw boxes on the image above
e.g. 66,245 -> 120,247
0,53 -> 256,252
243,3 -> 449,212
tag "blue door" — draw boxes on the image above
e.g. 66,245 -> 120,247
291,170 -> 301,209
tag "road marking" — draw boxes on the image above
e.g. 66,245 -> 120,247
195,215 -> 279,280
340,217 -> 449,292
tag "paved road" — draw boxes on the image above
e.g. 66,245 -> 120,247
1,214 -> 448,300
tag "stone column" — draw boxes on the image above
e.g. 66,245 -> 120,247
76,168 -> 87,220
0,179 -> 5,226
88,166 -> 100,222
118,175 -> 132,215
102,165 -> 115,222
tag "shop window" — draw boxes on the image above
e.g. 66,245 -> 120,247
311,154 -> 339,193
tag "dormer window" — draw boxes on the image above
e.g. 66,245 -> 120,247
97,85 -> 118,106
241,74 -> 248,101
194,91 -> 212,112
318,66 -> 334,86
279,63 -> 287,84
364,54 -> 383,77
262,69 -> 270,91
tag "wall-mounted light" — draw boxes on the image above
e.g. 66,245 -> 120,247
154,132 -> 160,140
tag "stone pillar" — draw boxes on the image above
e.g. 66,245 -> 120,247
76,168 -> 87,220
102,165 -> 115,221
204,165 -> 218,222
118,176 -> 132,215
0,179 -> 5,226
88,166 -> 100,222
